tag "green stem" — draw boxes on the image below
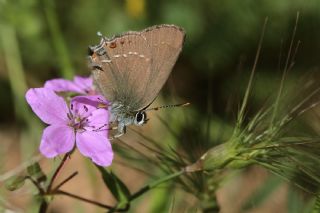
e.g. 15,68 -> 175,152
236,17 -> 268,133
43,0 -> 74,79
109,169 -> 185,212
0,24 -> 29,122
270,12 -> 299,130
0,23 -> 42,160
130,169 -> 185,201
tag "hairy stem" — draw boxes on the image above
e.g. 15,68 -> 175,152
53,190 -> 115,209
25,176 -> 45,195
52,171 -> 78,191
47,154 -> 70,192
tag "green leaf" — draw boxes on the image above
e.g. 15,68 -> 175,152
27,162 -> 47,183
27,162 -> 41,176
97,166 -> 131,203
5,175 -> 26,191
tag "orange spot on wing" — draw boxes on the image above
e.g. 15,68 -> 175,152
109,42 -> 117,48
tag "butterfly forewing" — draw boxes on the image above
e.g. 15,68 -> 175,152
89,24 -> 185,112
91,33 -> 152,110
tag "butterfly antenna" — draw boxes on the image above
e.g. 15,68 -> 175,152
145,102 -> 190,111
97,31 -> 107,43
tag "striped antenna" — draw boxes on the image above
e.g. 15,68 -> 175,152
97,31 -> 107,44
145,102 -> 190,111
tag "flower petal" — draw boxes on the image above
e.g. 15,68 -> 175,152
76,131 -> 113,166
40,125 -> 75,158
73,76 -> 93,93
71,95 -> 108,118
44,78 -> 81,93
44,76 -> 95,94
25,88 -> 68,124
72,95 -> 108,107
85,108 -> 109,132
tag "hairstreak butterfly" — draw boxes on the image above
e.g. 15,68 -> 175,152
88,24 -> 185,137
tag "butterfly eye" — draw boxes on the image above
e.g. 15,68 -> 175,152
134,111 -> 146,126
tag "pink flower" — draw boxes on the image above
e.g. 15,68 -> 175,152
44,76 -> 96,95
25,88 -> 113,166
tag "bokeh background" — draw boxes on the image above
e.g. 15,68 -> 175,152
1,0 -> 320,212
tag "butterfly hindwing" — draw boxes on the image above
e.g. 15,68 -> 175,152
139,25 -> 185,109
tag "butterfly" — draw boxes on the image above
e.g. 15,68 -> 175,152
88,24 -> 185,137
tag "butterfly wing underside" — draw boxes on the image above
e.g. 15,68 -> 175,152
89,24 -> 185,111
139,25 -> 185,109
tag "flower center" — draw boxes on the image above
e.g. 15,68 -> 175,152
68,112 -> 89,131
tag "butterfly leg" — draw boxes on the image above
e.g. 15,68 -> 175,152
109,123 -> 126,140
113,123 -> 126,138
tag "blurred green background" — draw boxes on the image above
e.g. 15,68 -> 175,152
1,0 -> 320,212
